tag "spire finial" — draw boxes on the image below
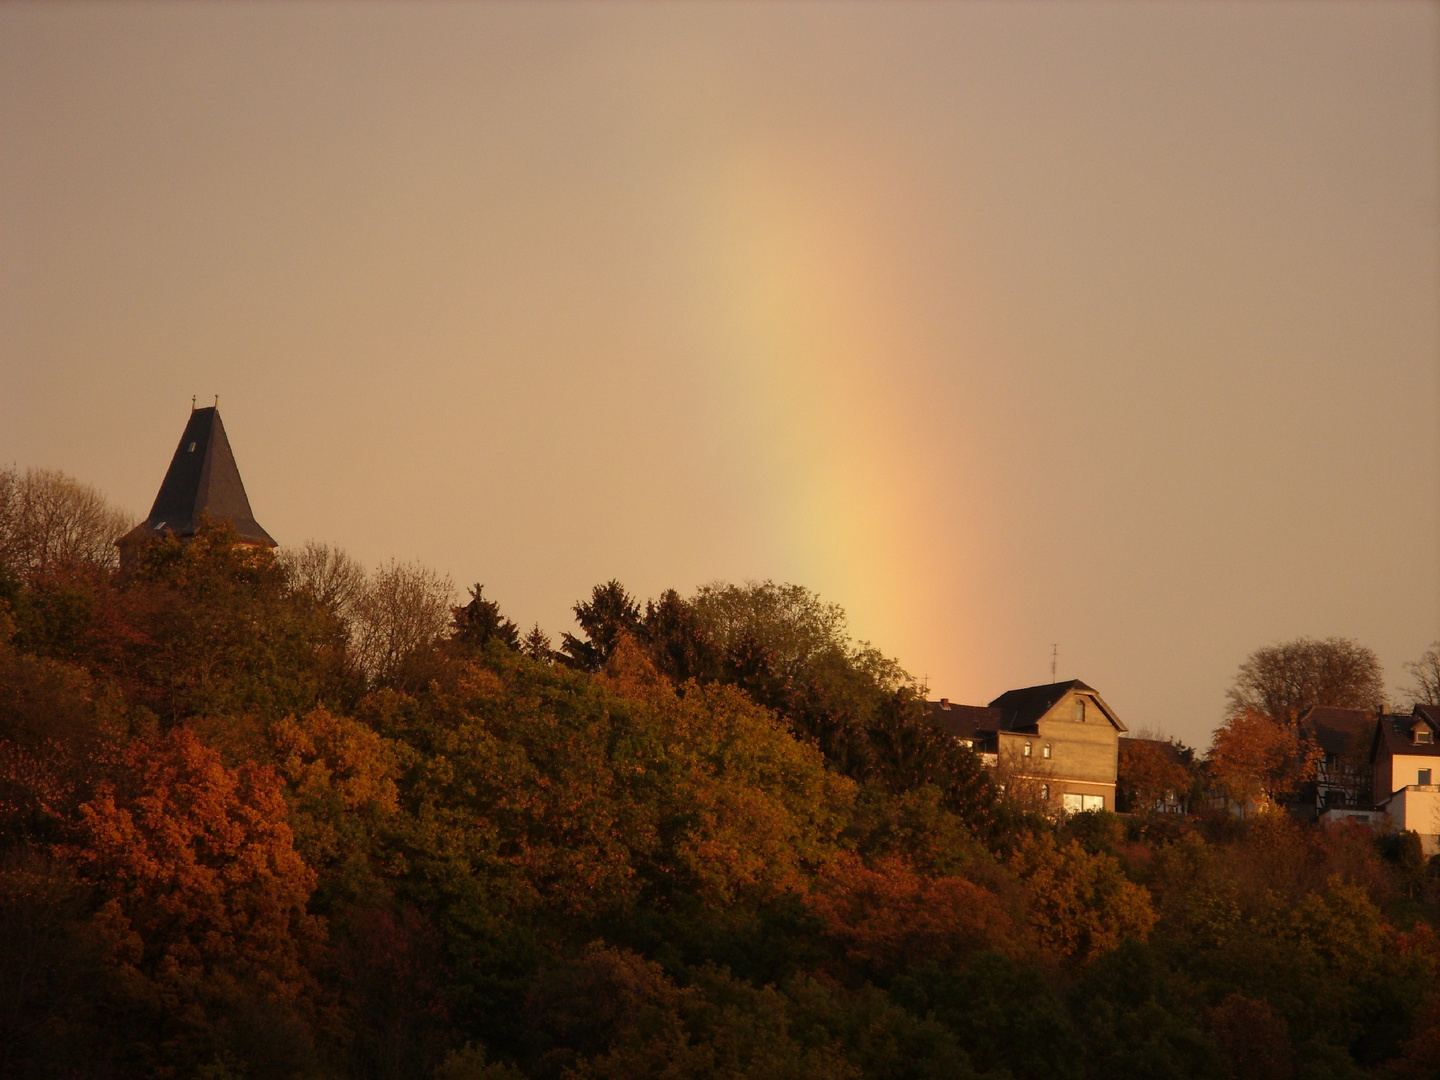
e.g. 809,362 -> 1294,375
191,395 -> 196,410
213,394 -> 219,409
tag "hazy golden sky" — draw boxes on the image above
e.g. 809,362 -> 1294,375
2,2 -> 1437,745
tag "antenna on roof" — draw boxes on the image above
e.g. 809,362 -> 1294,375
1051,644 -> 1057,683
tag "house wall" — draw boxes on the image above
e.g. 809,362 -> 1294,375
1384,785 -> 1440,855
997,699 -> 1119,812
1035,713 -> 1120,785
1375,752 -> 1440,798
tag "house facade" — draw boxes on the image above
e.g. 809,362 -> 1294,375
1289,705 -> 1376,818
1372,704 -> 1440,853
926,680 -> 1125,814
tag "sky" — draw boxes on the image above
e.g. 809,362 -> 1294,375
2,2 -> 1437,747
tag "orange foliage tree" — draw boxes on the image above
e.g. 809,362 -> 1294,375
1116,738 -> 1193,812
1208,709 -> 1322,813
70,727 -> 321,1001
805,853 -> 1019,982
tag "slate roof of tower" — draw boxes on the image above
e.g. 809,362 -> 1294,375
118,407 -> 276,548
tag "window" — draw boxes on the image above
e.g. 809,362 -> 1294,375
1023,742 -> 1032,757
1062,793 -> 1105,814
188,442 -> 197,452
959,739 -> 973,749
1416,729 -> 1434,745
1042,744 -> 1052,759
1420,769 -> 1432,786
1073,698 -> 1086,722
1040,784 -> 1050,800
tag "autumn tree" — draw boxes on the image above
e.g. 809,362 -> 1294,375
1117,737 -> 1196,812
1405,642 -> 1440,707
118,517 -> 343,724
1208,709 -> 1322,812
66,727 -> 323,1074
1009,835 -> 1156,964
350,558 -> 454,686
806,853 -> 1019,982
1227,637 -> 1384,726
0,466 -> 135,576
280,540 -> 367,617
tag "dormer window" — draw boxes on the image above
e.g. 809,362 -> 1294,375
188,442 -> 197,452
1416,728 -> 1433,745
1073,698 -> 1086,723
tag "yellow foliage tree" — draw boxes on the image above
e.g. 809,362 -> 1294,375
1010,835 -> 1156,963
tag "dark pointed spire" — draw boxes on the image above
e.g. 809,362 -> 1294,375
119,406 -> 276,555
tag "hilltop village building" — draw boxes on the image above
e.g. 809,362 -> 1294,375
926,680 -> 1125,813
1371,704 -> 1440,853
117,405 -> 276,570
1285,705 -> 1376,817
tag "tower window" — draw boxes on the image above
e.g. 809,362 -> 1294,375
188,442 -> 197,452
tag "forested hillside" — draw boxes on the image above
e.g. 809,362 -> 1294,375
2,475 -> 1438,1079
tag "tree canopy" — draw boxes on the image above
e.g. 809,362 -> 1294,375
2,468 -> 1437,1080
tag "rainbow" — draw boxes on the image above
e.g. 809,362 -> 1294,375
685,144 -> 997,698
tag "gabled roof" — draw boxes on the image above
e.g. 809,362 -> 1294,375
1416,703 -> 1440,726
1373,708 -> 1440,760
923,700 -> 1001,740
1119,736 -> 1191,767
118,407 -> 275,548
1296,706 -> 1375,757
987,679 -> 1125,732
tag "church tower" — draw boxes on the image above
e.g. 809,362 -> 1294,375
117,405 -> 276,572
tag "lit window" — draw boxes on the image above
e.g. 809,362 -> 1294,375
1420,769 -> 1432,786
1042,745 -> 1052,759
1040,784 -> 1050,800
1023,742 -> 1032,757
1074,699 -> 1086,722
1082,794 -> 1104,811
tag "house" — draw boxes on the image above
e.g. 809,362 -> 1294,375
1290,705 -> 1376,818
926,680 -> 1125,814
1372,704 -> 1440,854
116,405 -> 276,572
